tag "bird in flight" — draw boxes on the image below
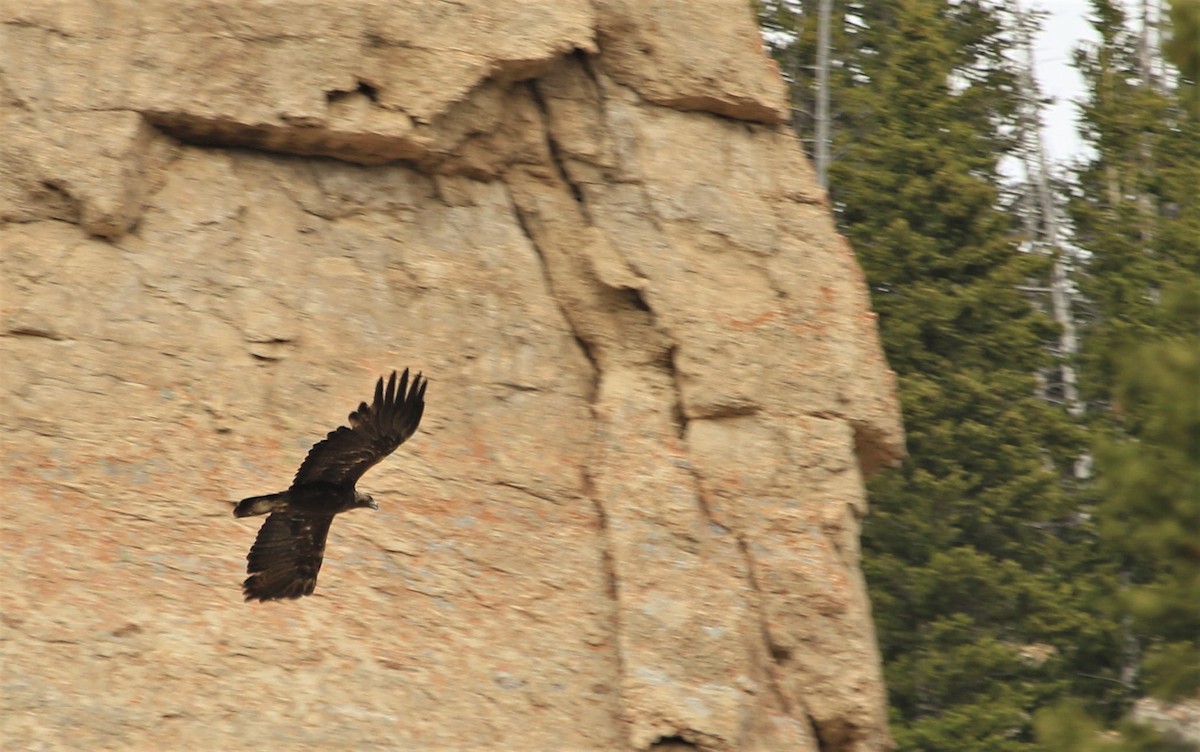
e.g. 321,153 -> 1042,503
233,369 -> 427,602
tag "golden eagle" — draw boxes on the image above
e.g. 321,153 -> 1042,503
234,369 -> 427,601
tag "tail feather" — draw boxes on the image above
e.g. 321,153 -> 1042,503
234,492 -> 290,518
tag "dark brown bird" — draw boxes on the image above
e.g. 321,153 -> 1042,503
233,369 -> 427,601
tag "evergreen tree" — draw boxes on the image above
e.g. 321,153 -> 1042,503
761,2 -> 1115,749
1069,0 -> 1199,409
1166,0 -> 1200,113
1098,282 -> 1200,701
1068,0 -> 1200,714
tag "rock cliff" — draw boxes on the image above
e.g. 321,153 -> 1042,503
0,1 -> 904,750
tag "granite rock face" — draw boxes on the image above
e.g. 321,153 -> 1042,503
0,2 -> 904,750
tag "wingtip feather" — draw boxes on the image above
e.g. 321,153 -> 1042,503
397,369 -> 409,404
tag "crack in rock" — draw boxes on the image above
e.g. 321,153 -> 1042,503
504,176 -> 626,720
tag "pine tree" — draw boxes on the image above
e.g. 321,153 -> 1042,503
1069,0 -> 1200,710
762,1 -> 1115,749
1028,1 -> 1200,747
1166,0 -> 1200,113
1099,282 -> 1200,700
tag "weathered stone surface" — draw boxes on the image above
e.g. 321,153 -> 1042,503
592,0 -> 789,123
0,1 -> 903,750
1132,697 -> 1200,747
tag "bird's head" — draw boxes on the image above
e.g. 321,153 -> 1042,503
354,492 -> 379,511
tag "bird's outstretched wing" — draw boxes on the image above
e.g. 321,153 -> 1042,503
243,512 -> 334,601
291,369 -> 427,488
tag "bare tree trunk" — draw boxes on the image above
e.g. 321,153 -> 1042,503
1138,0 -> 1158,244
1139,0 -> 1154,88
814,0 -> 833,188
1017,15 -> 1084,428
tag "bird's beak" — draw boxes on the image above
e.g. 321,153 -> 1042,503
368,499 -> 379,510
